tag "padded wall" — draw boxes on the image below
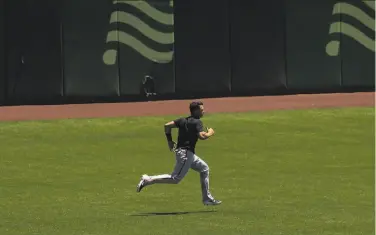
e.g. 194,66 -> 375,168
230,0 -> 287,92
174,0 -> 231,94
63,0 -> 119,97
113,0 -> 175,96
286,0 -> 341,89
6,0 -> 63,101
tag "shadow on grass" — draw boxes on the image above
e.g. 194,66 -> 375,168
130,210 -> 217,216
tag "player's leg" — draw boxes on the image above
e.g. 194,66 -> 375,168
136,149 -> 193,192
148,149 -> 194,184
190,154 -> 221,205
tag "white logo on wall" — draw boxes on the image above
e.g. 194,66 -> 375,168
326,1 -> 375,56
103,0 -> 174,65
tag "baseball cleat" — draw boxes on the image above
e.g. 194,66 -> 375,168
136,174 -> 149,192
203,199 -> 222,206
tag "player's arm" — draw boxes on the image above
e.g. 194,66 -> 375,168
164,120 -> 179,151
198,129 -> 214,140
164,121 -> 177,136
197,121 -> 214,140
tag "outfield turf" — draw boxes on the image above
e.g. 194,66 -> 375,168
0,107 -> 374,235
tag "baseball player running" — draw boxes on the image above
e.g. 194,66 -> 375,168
136,101 -> 222,206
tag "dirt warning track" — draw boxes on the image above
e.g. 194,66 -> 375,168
0,92 -> 374,122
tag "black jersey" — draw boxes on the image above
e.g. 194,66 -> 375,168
173,116 -> 204,153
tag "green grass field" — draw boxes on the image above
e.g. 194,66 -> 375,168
0,107 -> 374,235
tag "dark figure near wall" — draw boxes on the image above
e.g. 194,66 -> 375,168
140,75 -> 157,100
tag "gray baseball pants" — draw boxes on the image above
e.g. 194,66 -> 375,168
144,148 -> 214,202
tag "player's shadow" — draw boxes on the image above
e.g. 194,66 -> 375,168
130,210 -> 217,216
